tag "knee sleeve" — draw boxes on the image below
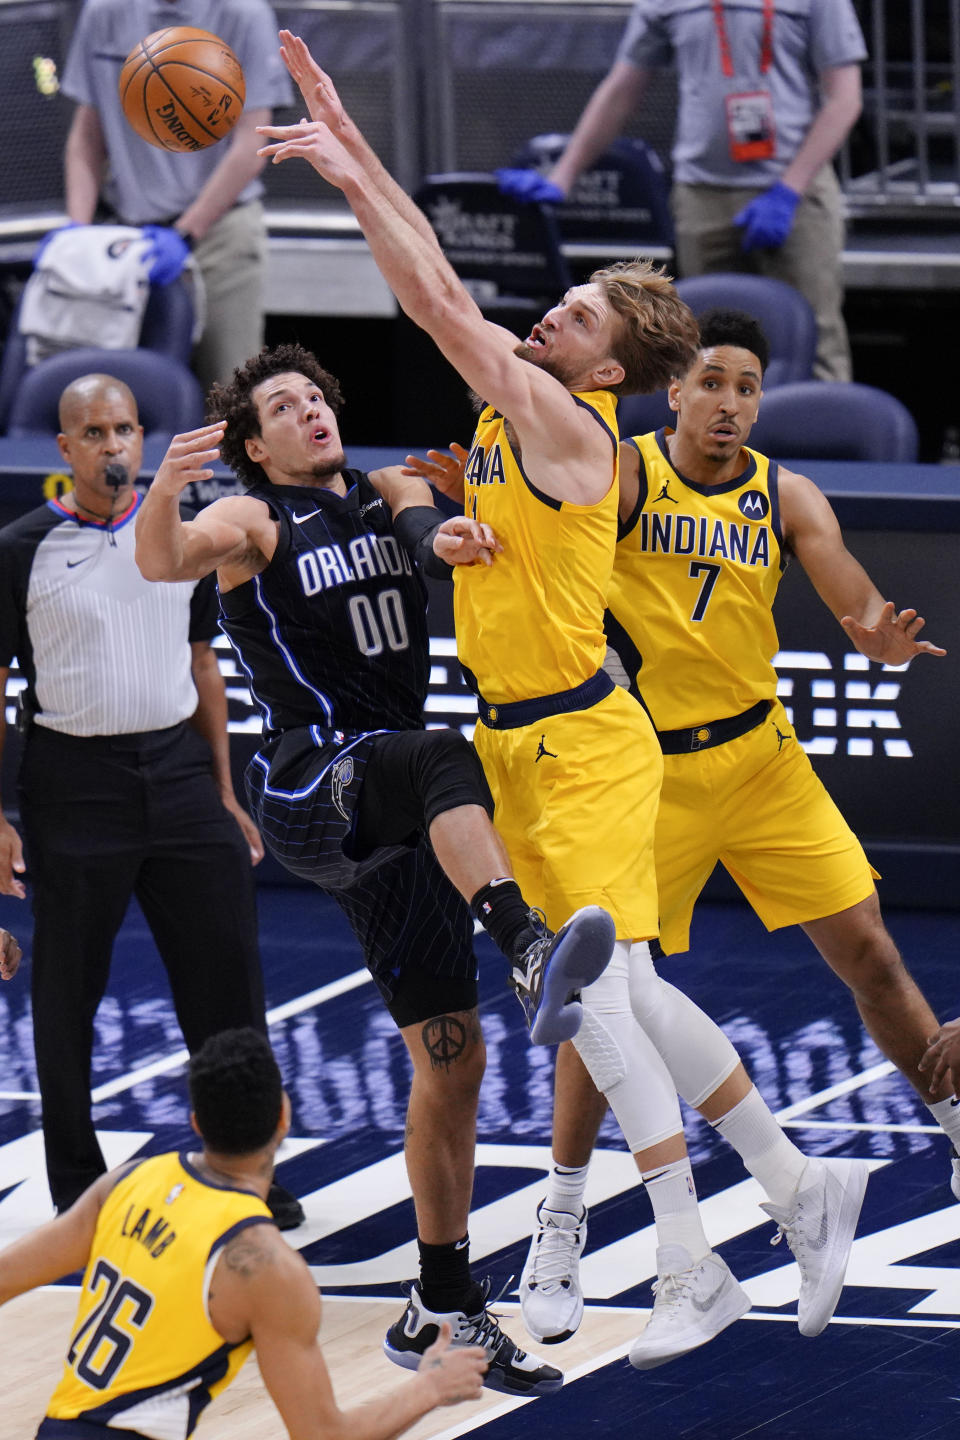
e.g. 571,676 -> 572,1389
627,941 -> 741,1108
572,942 -> 683,1153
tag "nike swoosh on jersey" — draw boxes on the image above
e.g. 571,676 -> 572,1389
292,510 -> 323,524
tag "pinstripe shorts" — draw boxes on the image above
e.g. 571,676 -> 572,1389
247,726 -> 477,1015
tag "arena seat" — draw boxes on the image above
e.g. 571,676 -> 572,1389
6,346 -> 205,445
749,381 -> 920,463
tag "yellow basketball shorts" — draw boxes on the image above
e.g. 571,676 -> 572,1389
655,699 -> 878,954
474,685 -> 662,940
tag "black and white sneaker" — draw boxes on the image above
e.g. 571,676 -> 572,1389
509,906 -> 615,1045
383,1279 -> 563,1397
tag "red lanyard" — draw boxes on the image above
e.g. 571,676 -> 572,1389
711,0 -> 774,79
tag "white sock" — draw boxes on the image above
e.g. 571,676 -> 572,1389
640,1157 -> 710,1263
713,1086 -> 809,1210
543,1162 -> 589,1217
927,1095 -> 960,1151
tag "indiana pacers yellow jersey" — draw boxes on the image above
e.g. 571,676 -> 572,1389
45,1151 -> 272,1439
609,430 -> 784,730
453,391 -> 619,703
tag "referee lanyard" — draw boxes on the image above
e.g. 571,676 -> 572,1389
712,0 -> 777,162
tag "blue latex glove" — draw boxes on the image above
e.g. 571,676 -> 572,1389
32,220 -> 80,267
141,225 -> 191,285
733,182 -> 801,252
495,168 -> 565,205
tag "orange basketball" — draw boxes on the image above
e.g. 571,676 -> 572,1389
118,27 -> 246,153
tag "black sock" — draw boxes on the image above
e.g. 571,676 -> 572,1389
418,1236 -> 484,1315
469,878 -> 539,962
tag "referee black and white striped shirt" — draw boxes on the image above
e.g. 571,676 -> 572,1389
0,493 -> 216,735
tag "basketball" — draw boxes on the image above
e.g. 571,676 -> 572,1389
118,27 -> 246,153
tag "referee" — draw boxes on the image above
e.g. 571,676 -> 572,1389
0,371 -> 302,1229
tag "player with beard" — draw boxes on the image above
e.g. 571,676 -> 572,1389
134,339 -> 624,1399
248,32 -> 768,1370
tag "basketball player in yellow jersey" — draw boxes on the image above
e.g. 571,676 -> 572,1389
257,31 -> 780,1375
518,310 -> 959,1358
0,1029 -> 486,1440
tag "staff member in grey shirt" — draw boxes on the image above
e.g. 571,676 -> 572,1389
0,372 -> 303,1230
62,0 -> 293,391
498,0 -> 866,383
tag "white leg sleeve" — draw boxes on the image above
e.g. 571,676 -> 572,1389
627,941 -> 741,1108
573,941 -> 683,1153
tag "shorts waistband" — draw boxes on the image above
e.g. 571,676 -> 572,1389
477,670 -> 614,730
656,699 -> 771,754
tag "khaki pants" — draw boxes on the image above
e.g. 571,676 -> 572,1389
671,166 -> 851,383
193,199 -> 267,393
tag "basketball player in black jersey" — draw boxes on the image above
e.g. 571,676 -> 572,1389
135,342 -> 621,1397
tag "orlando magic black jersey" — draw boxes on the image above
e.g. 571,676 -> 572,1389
219,473 -> 430,736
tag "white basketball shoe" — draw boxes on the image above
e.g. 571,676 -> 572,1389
519,1201 -> 587,1344
628,1244 -> 750,1370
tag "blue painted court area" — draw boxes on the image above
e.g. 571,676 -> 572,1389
0,886 -> 958,1439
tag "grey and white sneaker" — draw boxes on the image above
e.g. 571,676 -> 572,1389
628,1244 -> 750,1370
384,1279 -> 563,1397
520,1201 -> 587,1344
510,906 -> 615,1045
949,1147 -> 960,1202
760,1155 -> 869,1337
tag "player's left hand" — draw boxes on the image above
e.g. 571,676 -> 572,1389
919,1018 -> 960,1096
221,793 -> 265,866
403,444 -> 469,505
433,516 -> 502,567
734,182 -> 800,251
840,602 -> 946,666
0,928 -> 21,981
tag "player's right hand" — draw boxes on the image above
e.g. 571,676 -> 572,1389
402,443 -> 469,505
152,422 -> 227,496
278,30 -> 348,135
418,1322 -> 487,1406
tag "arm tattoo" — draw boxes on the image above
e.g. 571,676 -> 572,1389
222,1231 -> 274,1280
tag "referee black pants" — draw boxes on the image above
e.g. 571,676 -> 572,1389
19,722 -> 266,1211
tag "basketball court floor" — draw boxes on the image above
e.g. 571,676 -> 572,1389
0,885 -> 957,1439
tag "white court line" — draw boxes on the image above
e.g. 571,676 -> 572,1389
773,1060 -> 895,1120
0,1091 -> 40,1101
90,967 -> 373,1102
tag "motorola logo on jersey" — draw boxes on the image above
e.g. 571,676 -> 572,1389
739,490 -> 769,520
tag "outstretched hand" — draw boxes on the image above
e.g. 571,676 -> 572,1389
919,1018 -> 960,1097
257,116 -> 357,191
418,1321 -> 487,1406
433,516 -> 502,567
839,601 -> 946,666
403,444 -> 469,506
152,423 -> 227,497
277,29 -> 348,134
